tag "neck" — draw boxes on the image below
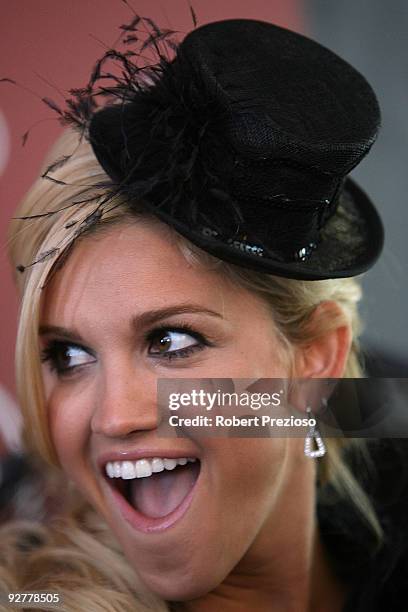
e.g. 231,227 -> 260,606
179,453 -> 347,612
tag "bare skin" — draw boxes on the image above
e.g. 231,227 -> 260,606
40,219 -> 351,610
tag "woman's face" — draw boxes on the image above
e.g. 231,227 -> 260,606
40,220 -> 305,600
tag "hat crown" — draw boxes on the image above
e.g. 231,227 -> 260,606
179,19 -> 380,174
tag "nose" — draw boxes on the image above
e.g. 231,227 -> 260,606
91,360 -> 158,438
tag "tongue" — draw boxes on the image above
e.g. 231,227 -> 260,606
130,463 -> 199,518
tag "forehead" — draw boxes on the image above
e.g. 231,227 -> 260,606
40,220 -> 270,330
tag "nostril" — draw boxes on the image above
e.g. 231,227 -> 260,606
92,411 -> 158,438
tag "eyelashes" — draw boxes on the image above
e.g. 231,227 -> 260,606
146,325 -> 209,359
40,341 -> 96,376
40,323 -> 211,376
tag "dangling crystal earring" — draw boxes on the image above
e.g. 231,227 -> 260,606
304,406 -> 326,458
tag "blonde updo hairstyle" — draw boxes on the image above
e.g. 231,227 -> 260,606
2,129 -> 380,611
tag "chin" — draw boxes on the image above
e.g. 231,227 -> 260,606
137,567 -> 222,602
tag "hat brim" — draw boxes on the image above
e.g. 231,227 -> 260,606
140,177 -> 384,280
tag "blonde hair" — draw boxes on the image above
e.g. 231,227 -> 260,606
3,129 -> 381,610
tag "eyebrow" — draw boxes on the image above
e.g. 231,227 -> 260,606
39,303 -> 223,342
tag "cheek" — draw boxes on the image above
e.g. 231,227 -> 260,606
46,380 -> 93,488
223,438 -> 286,508
203,438 -> 288,554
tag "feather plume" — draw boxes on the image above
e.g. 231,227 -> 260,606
11,10 -> 254,274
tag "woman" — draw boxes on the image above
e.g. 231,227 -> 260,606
1,16 -> 407,612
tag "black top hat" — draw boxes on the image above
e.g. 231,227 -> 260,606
87,18 -> 383,280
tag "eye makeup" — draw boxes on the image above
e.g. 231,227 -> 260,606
40,340 -> 96,376
40,322 -> 214,377
146,323 -> 212,361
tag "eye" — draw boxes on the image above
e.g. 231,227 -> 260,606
41,341 -> 96,375
148,327 -> 207,359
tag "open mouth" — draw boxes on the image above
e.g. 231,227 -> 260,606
104,457 -> 201,532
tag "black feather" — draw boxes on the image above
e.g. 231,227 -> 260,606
13,12 -> 230,274
43,155 -> 73,175
65,220 -> 78,229
42,176 -> 67,186
143,17 -> 162,37
189,4 -> 198,28
19,248 -> 60,273
123,35 -> 139,45
119,16 -> 141,32
42,97 -> 64,116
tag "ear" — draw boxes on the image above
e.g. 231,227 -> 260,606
294,301 -> 352,379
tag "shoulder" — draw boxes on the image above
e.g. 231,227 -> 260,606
318,439 -> 408,612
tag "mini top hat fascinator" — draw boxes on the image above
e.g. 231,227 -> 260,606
16,17 -> 384,280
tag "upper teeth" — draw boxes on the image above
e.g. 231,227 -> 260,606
105,457 -> 197,480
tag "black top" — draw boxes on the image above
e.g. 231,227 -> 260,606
318,439 -> 408,612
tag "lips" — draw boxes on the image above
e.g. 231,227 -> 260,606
100,452 -> 201,533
